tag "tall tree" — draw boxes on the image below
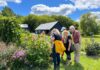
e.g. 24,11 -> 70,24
1,6 -> 15,17
51,15 -> 77,29
80,13 -> 99,36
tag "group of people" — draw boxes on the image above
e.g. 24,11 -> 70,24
50,25 -> 81,70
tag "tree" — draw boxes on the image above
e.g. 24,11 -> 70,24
80,13 -> 99,36
0,17 -> 21,44
16,15 -> 25,24
23,15 -> 39,32
1,6 -> 15,17
51,15 -> 77,29
23,15 -> 55,32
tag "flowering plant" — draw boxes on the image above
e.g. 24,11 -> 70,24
12,49 -> 26,60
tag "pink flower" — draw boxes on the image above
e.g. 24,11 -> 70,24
12,50 -> 26,60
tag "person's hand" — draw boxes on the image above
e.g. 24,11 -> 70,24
68,48 -> 70,51
61,52 -> 64,57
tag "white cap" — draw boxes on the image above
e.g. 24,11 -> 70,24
61,27 -> 66,32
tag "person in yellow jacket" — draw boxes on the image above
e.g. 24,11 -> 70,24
51,28 -> 66,70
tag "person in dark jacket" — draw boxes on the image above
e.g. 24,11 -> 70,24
62,30 -> 73,64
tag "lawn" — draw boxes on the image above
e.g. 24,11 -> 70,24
49,53 -> 100,70
49,35 -> 100,70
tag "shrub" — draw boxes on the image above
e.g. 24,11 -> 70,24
0,17 -> 21,44
0,34 -> 51,69
85,42 -> 100,56
10,49 -> 27,70
0,42 -> 17,69
19,30 -> 33,48
26,35 -> 51,68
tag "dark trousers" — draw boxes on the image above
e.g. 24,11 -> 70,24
65,51 -> 71,60
52,45 -> 60,70
53,53 -> 60,70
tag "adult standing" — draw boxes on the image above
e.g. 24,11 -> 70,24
62,30 -> 73,64
69,25 -> 81,63
51,29 -> 66,70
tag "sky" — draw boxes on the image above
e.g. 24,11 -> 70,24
0,0 -> 100,21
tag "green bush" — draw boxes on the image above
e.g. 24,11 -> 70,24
0,34 -> 51,69
26,36 -> 51,68
85,42 -> 100,56
19,30 -> 33,48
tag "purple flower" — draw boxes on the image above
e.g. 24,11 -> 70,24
12,50 -> 26,60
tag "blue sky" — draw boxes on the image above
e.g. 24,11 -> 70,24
0,0 -> 100,21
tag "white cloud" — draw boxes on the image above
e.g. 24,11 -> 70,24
91,11 -> 100,18
0,0 -> 22,6
7,0 -> 22,3
30,4 -> 75,16
70,0 -> 100,10
30,0 -> 100,16
0,1 -> 7,6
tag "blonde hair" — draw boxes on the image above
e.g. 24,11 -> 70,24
62,30 -> 69,43
51,28 -> 60,35
62,30 -> 68,38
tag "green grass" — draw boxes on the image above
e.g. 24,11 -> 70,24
50,53 -> 100,70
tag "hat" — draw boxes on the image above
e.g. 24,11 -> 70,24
61,27 -> 66,32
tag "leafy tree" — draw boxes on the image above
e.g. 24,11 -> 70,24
1,6 -> 15,17
51,15 -> 77,29
23,15 -> 38,32
16,15 -> 25,24
0,17 -> 21,44
23,15 -> 55,32
80,13 -> 99,36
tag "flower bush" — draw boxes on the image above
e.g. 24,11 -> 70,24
10,49 -> 27,70
0,42 -> 17,70
12,49 -> 26,60
26,35 -> 51,68
85,42 -> 100,56
0,34 -> 51,69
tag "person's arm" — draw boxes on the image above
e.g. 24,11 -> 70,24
77,31 -> 81,44
68,39 -> 72,51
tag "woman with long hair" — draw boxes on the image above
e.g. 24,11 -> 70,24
62,30 -> 72,64
51,28 -> 66,70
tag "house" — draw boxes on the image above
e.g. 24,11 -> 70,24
35,21 -> 63,34
19,24 -> 28,30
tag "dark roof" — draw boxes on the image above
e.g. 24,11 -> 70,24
35,21 -> 58,30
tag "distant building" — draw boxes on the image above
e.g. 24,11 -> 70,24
35,21 -> 63,34
19,24 -> 28,30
